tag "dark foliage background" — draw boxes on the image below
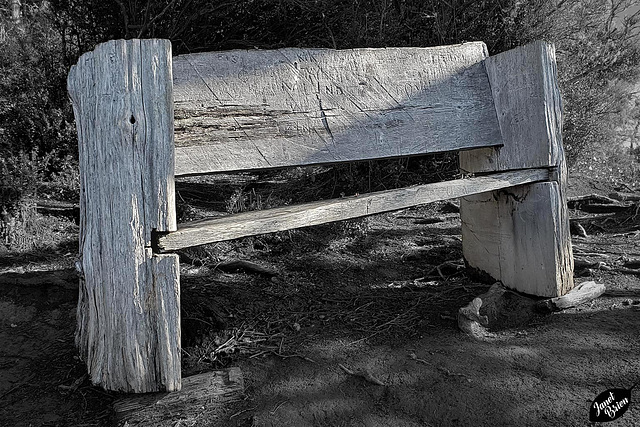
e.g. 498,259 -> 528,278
1,0 -> 639,216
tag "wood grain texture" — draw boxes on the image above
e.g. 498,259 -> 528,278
459,191 -> 501,281
459,41 -> 564,172
157,168 -> 549,251
68,39 -> 181,393
113,368 -> 244,426
172,42 -> 503,175
459,41 -> 573,298
152,254 -> 181,392
461,182 -> 574,297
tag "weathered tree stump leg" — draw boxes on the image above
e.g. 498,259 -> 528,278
459,41 -> 574,297
68,39 -> 181,392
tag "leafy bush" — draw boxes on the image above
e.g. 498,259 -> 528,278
0,149 -> 78,253
51,0 -> 524,53
0,150 -> 50,214
507,0 -> 640,166
0,2 -> 80,250
0,2 -> 77,160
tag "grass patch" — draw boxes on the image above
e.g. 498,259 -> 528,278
0,199 -> 78,255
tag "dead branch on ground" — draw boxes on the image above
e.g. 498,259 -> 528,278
338,363 -> 385,386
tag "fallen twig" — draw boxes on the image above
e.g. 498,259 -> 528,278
569,214 -> 616,222
568,194 -> 619,204
216,260 -> 279,276
614,267 -> 640,276
574,204 -> 631,214
567,194 -> 631,214
437,366 -> 469,379
0,374 -> 36,400
58,374 -> 87,395
338,363 -> 385,386
229,407 -> 257,419
408,353 -> 429,365
269,351 -> 316,363
269,400 -> 288,415
424,260 -> 465,279
572,250 -> 611,258
570,221 -> 588,237
574,258 -> 611,270
192,324 -> 280,364
609,192 -> 640,202
349,329 -> 387,346
610,230 -> 640,237
413,217 -> 445,225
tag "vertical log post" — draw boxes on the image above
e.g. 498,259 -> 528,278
67,39 -> 181,392
459,41 -> 574,298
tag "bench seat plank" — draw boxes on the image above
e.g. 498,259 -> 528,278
173,42 -> 502,175
157,168 -> 548,251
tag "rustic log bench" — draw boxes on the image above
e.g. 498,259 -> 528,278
67,39 -> 574,393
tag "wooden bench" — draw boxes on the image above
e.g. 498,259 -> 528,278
67,39 -> 574,393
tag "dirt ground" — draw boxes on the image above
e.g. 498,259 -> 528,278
1,172 -> 639,426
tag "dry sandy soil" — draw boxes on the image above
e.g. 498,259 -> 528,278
1,172 -> 639,427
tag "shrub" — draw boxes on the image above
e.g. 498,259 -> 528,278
507,0 -> 640,167
0,2 -> 77,160
0,149 -> 50,215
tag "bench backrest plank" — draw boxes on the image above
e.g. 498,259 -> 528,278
173,42 -> 502,176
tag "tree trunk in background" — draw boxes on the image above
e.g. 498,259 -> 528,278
10,0 -> 21,24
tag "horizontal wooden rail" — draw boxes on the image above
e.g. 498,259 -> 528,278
172,43 -> 502,176
156,168 -> 549,251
